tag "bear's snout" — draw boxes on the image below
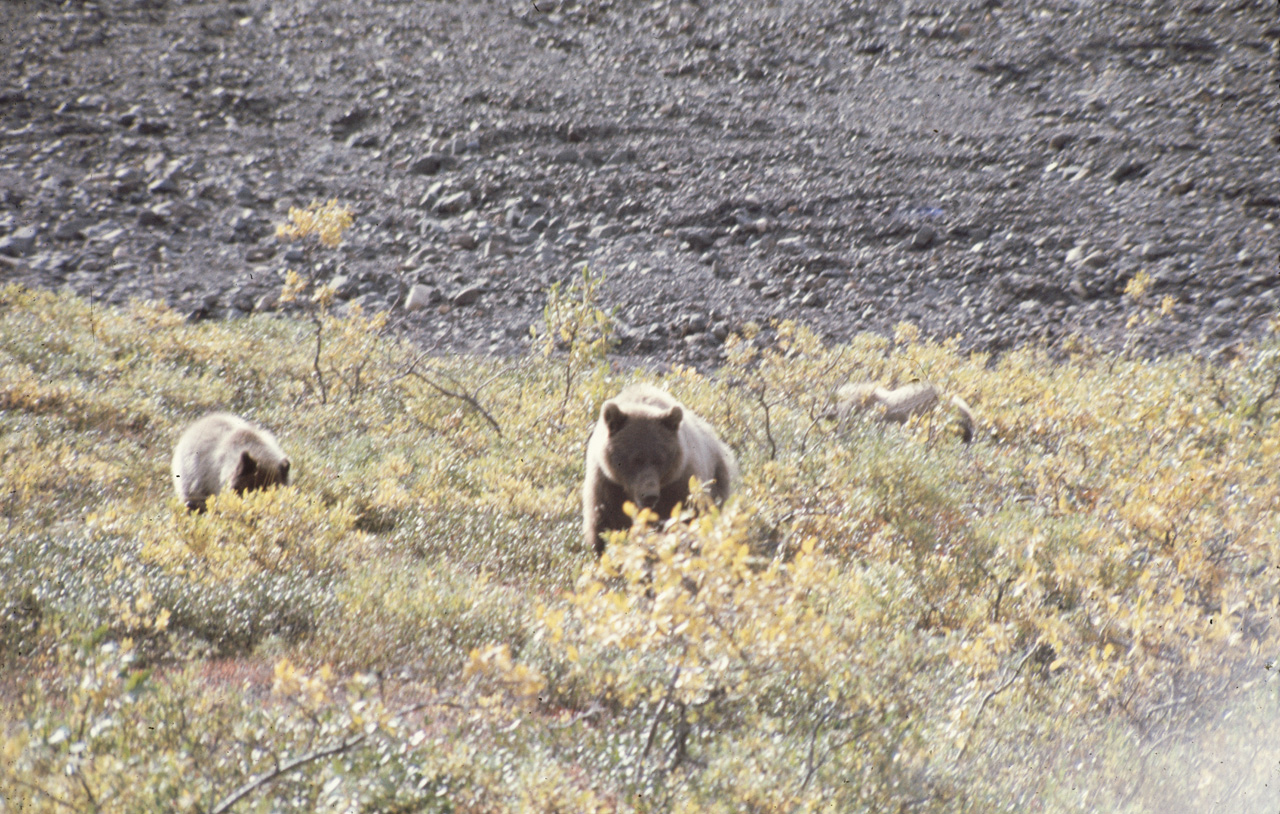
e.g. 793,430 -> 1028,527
629,471 -> 663,512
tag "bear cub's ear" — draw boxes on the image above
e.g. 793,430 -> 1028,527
237,450 -> 258,478
603,401 -> 628,434
660,405 -> 683,432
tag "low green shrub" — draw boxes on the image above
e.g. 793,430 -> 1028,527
1,266 -> 1277,811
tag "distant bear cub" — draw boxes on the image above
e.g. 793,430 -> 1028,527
582,384 -> 737,556
171,413 -> 291,511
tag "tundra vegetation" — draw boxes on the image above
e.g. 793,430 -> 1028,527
1,203 -> 1277,813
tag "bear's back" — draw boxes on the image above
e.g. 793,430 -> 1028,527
171,413 -> 289,510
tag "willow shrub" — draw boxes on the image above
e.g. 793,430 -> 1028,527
1,278 -> 1277,812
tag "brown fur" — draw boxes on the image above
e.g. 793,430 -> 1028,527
171,413 -> 291,511
582,384 -> 737,556
834,381 -> 976,443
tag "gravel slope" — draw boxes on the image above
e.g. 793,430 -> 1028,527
2,0 -> 1277,366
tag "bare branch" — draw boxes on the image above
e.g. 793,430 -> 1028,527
1249,367 -> 1280,418
548,703 -> 606,730
210,733 -> 367,814
311,315 -> 328,405
634,663 -> 683,788
954,644 -> 1038,763
4,777 -> 86,813
801,705 -> 835,790
756,387 -> 777,460
389,350 -> 505,436
407,369 -> 503,436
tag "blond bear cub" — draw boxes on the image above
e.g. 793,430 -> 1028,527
171,413 -> 291,511
583,384 -> 737,557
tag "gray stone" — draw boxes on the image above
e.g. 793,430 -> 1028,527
590,223 -> 623,240
0,226 -> 38,257
679,228 -> 718,252
148,172 -> 180,195
326,275 -> 357,297
254,291 -> 279,312
138,207 -> 167,227
435,191 -> 472,215
449,231 -> 478,250
344,293 -> 384,313
404,284 -> 440,312
450,284 -> 484,306
1109,160 -> 1148,184
1048,132 -> 1074,150
409,154 -> 456,176
53,218 -> 92,241
910,224 -> 938,250
228,286 -> 258,311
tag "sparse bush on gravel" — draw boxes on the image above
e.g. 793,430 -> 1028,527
1,274 -> 1277,811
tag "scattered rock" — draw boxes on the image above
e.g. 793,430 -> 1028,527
409,154 -> 456,176
404,284 -> 441,312
449,231 -> 478,250
134,118 -> 170,136
435,191 -> 472,215
1109,160 -> 1148,184
148,171 -> 180,195
53,218 -> 92,241
137,207 -> 167,227
0,226 -> 38,257
590,223 -> 624,240
228,286 -> 258,312
1083,251 -> 1108,269
230,210 -> 267,242
450,284 -> 485,306
679,228 -> 718,252
329,106 -> 373,139
909,224 -> 938,250
244,243 -> 274,262
254,291 -> 279,312
0,0 -> 1272,365
326,275 -> 357,297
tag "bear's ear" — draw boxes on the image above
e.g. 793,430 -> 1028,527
237,450 -> 258,478
603,402 -> 628,434
660,405 -> 683,432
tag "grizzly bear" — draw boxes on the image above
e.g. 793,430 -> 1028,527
834,381 -> 976,443
171,412 -> 291,511
582,384 -> 737,556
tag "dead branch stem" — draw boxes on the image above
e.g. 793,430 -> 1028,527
634,663 -> 683,788
210,733 -> 366,814
955,644 -> 1038,763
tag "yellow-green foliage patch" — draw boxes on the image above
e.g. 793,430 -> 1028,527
1,277 -> 1277,813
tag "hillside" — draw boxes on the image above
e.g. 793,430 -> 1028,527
2,0 -> 1277,370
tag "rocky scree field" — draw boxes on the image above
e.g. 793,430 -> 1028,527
1,0 -> 1277,368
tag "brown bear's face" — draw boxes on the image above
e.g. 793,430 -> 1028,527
231,451 -> 291,495
602,402 -> 685,510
